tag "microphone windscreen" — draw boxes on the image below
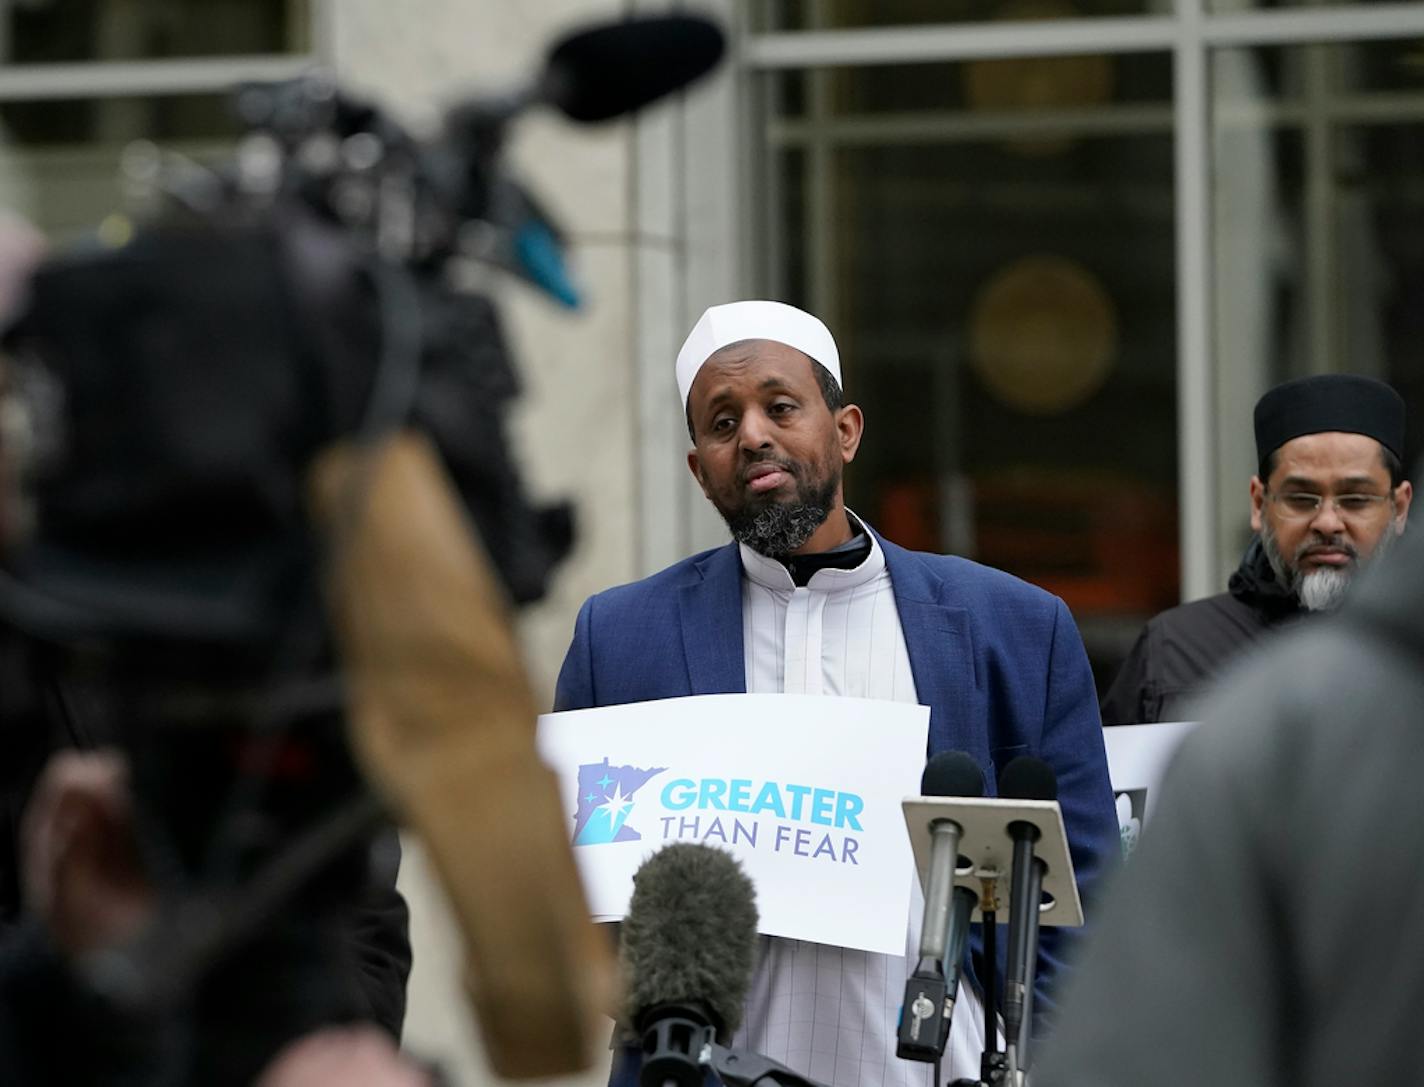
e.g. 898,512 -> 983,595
999,755 -> 1057,801
620,842 -> 759,1036
542,15 -> 726,123
921,750 -> 985,798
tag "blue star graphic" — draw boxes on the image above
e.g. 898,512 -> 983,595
597,774 -> 614,789
585,793 -> 597,804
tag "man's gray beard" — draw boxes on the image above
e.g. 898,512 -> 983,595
1259,515 -> 1397,612
720,469 -> 838,558
1297,566 -> 1352,612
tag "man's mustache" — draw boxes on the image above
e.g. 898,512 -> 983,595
739,454 -> 798,485
1296,535 -> 1359,563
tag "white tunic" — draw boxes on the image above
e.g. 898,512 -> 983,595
731,530 -> 990,1087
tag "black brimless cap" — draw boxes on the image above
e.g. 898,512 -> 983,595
1254,374 -> 1406,465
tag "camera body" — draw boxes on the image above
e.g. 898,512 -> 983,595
0,15 -> 725,1082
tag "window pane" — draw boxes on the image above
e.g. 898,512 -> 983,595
6,0 -> 310,63
0,94 -> 239,240
1210,43 -> 1424,571
0,2 -> 313,240
762,58 -> 1178,690
1208,0 -> 1422,16
752,0 -> 1158,32
0,93 -> 245,147
771,52 -> 1167,118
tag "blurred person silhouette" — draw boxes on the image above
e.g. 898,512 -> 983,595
1038,483 -> 1424,1087
0,215 -> 415,1083
0,747 -> 433,1086
1101,374 -> 1411,724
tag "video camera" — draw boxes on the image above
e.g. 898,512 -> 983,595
0,13 -> 724,1085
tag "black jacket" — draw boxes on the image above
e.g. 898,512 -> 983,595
1099,538 -> 1305,724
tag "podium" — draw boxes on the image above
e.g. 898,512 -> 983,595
900,794 -> 1081,1086
901,796 -> 1083,927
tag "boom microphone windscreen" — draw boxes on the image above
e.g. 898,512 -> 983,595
999,756 -> 1057,802
541,15 -> 725,124
621,842 -> 759,1037
921,750 -> 985,799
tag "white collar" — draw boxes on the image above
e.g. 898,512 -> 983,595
737,514 -> 886,592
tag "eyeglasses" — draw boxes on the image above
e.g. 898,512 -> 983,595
1268,491 -> 1392,520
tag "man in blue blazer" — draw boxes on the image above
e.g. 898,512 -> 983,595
556,301 -> 1118,1087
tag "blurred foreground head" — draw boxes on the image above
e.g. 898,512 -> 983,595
1039,490 -> 1424,1087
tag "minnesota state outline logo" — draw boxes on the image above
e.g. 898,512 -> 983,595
572,757 -> 667,846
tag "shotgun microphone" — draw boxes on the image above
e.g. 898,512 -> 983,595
540,15 -> 725,124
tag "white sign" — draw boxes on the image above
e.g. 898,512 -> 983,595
1102,720 -> 1197,859
537,693 -> 930,956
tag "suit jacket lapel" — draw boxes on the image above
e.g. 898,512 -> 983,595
679,543 -> 747,695
878,533 -> 977,756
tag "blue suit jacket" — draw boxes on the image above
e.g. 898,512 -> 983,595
555,532 -> 1119,1059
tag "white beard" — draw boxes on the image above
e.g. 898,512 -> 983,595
1297,566 -> 1353,612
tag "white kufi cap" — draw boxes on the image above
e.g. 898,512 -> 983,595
676,300 -> 841,408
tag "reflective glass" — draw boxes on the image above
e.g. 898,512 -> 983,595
0,94 -> 240,240
752,0 -> 1158,32
5,0 -> 310,63
762,58 -> 1178,689
1210,43 -> 1424,571
1208,0 -> 1422,16
0,0 -> 312,241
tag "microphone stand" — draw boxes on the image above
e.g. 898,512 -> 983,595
904,782 -> 1077,1087
638,1003 -> 715,1087
705,1042 -> 830,1087
957,858 -> 1046,1087
950,873 -> 1009,1087
636,1011 -> 832,1087
979,874 -> 1009,1087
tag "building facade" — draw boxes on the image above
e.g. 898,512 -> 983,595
3,0 -> 1423,1080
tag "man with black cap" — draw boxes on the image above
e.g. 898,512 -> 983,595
1100,373 -> 1411,726
556,301 -> 1119,1087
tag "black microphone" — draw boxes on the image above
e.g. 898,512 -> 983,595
999,755 -> 1057,1070
896,751 -> 984,1063
621,843 -> 759,1087
540,15 -> 726,124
